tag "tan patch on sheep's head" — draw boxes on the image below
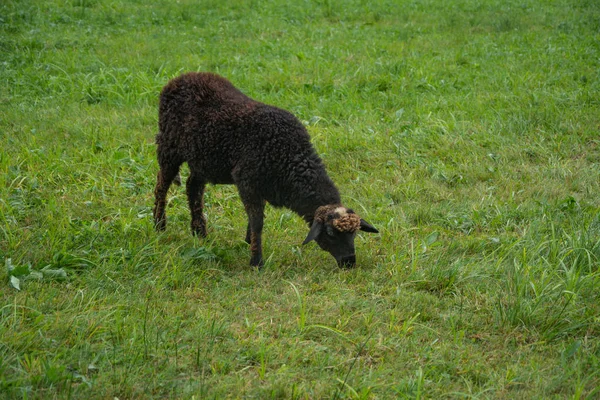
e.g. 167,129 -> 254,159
314,205 -> 361,233
332,213 -> 361,232
334,207 -> 347,217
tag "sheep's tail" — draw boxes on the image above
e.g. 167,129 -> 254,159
173,172 -> 182,186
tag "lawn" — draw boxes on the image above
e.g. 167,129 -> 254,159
1,0 -> 599,398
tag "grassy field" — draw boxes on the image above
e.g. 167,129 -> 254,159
1,0 -> 599,398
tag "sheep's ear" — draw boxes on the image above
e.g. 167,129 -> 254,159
359,219 -> 379,233
302,221 -> 323,245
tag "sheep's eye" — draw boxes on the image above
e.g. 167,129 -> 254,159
326,225 -> 335,237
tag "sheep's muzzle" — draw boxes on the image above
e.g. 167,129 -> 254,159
337,254 -> 356,268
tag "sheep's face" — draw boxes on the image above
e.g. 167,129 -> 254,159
302,205 -> 378,268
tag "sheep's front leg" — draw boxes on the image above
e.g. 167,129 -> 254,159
247,204 -> 265,267
186,173 -> 207,237
245,223 -> 251,244
239,193 -> 265,267
153,165 -> 181,231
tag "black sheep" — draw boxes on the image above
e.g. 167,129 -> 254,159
153,72 -> 378,268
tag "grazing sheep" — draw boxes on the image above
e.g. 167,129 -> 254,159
153,72 -> 378,268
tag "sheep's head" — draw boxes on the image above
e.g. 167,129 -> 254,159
302,205 -> 378,268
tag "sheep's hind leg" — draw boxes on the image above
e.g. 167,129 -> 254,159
153,164 -> 181,231
186,173 -> 207,237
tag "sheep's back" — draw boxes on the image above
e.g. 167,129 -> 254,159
157,73 -> 328,200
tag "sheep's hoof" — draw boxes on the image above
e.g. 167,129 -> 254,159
155,220 -> 166,231
250,257 -> 264,269
191,228 -> 207,238
191,221 -> 207,237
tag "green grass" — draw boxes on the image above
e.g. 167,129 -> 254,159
1,0 -> 599,398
